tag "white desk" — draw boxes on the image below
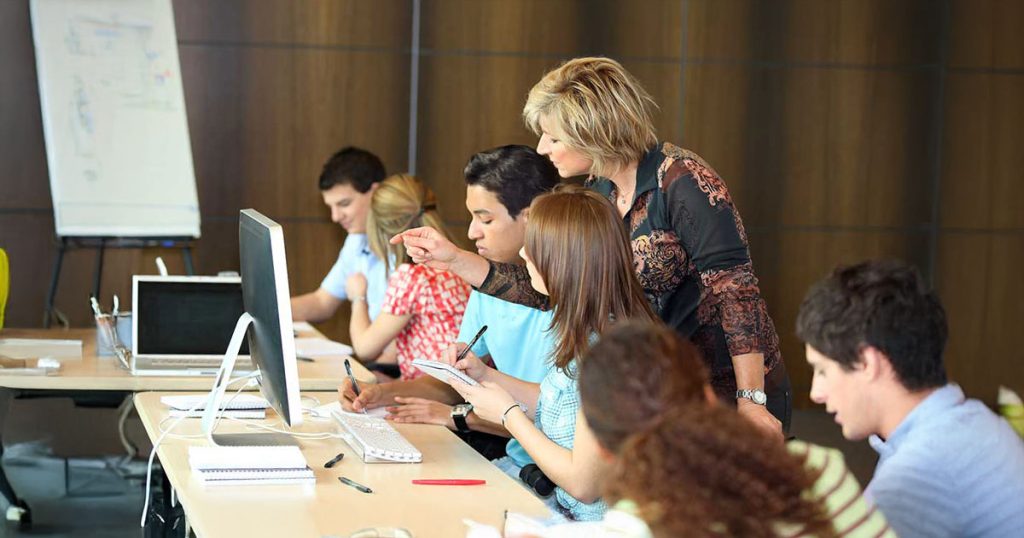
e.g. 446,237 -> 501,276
134,391 -> 549,537
0,327 -> 373,528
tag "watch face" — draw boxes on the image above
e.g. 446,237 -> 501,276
752,391 -> 767,405
452,403 -> 472,416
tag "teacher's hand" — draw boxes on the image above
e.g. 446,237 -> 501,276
391,227 -> 461,271
737,399 -> 783,441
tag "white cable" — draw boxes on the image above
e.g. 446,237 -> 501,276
139,372 -> 259,528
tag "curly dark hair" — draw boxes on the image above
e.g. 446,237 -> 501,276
580,322 -> 837,538
795,259 -> 947,391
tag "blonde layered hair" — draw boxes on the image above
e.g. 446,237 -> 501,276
523,57 -> 658,177
366,174 -> 450,275
524,185 -> 657,371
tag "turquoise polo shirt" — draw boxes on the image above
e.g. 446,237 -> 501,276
456,291 -> 554,467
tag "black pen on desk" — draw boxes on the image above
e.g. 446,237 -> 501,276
324,452 -> 345,468
456,325 -> 488,362
344,358 -> 361,397
338,476 -> 372,494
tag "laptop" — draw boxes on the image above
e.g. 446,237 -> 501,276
131,275 -> 254,376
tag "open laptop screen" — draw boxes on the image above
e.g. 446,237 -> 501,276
134,277 -> 250,356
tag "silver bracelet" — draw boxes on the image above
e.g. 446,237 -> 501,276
501,402 -> 525,427
350,296 -> 367,303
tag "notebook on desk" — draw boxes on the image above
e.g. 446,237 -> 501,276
131,275 -> 255,376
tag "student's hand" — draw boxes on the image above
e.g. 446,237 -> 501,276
391,227 -> 461,271
737,399 -> 784,441
448,381 -> 516,425
338,377 -> 386,412
345,272 -> 368,299
440,344 -> 491,382
385,397 -> 455,429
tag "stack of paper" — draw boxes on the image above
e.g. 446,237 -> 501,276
188,445 -> 315,486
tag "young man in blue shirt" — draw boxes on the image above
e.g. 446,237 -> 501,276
797,260 -> 1024,537
340,145 -> 559,460
290,147 -> 388,321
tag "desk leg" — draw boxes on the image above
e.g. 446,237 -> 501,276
144,463 -> 185,538
0,388 -> 31,528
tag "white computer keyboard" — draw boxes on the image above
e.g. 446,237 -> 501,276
331,410 -> 422,463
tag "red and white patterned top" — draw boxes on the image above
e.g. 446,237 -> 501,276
382,263 -> 471,380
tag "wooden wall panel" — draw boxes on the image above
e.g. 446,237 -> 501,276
684,66 -> 935,229
687,0 -> 941,65
750,230 -> 931,406
940,74 -> 1024,230
174,0 -> 411,49
421,0 -> 680,59
936,234 -> 1024,402
948,0 -> 1024,70
0,0 -> 49,210
415,55 -> 549,224
180,45 -> 410,220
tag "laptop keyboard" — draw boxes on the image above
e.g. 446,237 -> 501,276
138,357 -> 255,370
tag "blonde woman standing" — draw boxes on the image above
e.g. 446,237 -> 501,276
346,174 -> 470,380
397,58 -> 790,439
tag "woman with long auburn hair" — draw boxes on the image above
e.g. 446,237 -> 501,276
512,322 -> 894,538
447,185 -> 657,521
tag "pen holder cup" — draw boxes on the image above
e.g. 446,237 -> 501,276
95,313 -> 132,356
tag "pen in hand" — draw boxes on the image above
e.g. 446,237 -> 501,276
456,325 -> 488,363
338,476 -> 373,494
344,358 -> 361,397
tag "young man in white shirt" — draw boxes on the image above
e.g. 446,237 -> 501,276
797,260 -> 1024,537
291,147 -> 387,322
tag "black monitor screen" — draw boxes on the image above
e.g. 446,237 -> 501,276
136,280 -> 250,355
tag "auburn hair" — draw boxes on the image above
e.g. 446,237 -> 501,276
524,185 -> 656,371
579,322 -> 837,538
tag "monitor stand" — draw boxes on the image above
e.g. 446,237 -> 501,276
201,312 -> 297,447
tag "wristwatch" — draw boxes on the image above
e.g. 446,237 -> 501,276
450,403 -> 473,433
736,389 -> 767,406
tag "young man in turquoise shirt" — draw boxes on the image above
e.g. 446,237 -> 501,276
339,145 -> 559,460
798,260 -> 1024,537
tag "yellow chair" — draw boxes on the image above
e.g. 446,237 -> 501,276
0,247 -> 8,329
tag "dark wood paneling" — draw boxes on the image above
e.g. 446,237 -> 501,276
416,55 -> 682,226
940,73 -> 1024,230
173,0 -> 411,49
180,46 -> 410,220
415,55 -> 548,224
421,0 -> 681,59
948,0 -> 1024,70
685,65 -> 935,229
749,230 -> 932,407
687,0 -> 942,65
0,0 -> 50,210
936,233 -> 1024,403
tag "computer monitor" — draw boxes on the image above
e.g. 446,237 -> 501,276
238,208 -> 302,426
202,209 -> 302,445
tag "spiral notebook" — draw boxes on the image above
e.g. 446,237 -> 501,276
188,445 -> 315,486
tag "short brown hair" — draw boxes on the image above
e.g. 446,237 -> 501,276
524,185 -> 656,371
523,57 -> 658,176
366,174 -> 451,275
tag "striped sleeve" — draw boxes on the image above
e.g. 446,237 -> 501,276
786,441 -> 896,538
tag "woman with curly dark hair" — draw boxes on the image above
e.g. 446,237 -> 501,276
516,322 -> 894,537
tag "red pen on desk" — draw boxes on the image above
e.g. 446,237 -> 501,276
411,479 -> 486,486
